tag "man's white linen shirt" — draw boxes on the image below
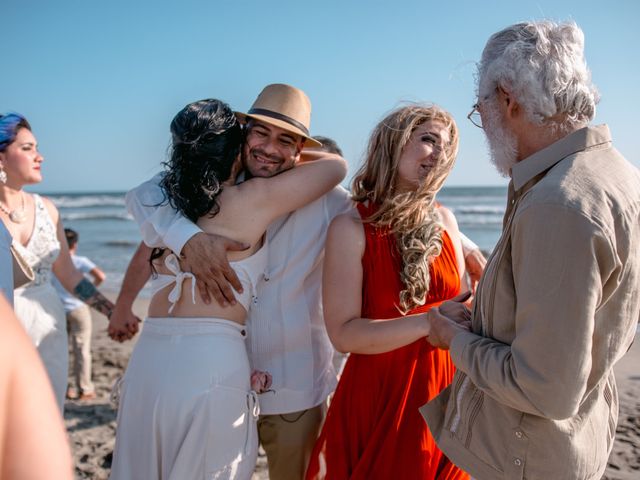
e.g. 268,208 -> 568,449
125,174 -> 353,414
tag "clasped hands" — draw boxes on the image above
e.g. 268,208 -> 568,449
108,304 -> 141,342
425,291 -> 473,350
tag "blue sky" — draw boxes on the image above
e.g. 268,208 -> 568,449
3,0 -> 638,192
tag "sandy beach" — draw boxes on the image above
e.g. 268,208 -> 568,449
64,296 -> 640,479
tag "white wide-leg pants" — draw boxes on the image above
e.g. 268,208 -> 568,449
110,317 -> 259,480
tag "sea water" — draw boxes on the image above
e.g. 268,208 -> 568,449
46,186 -> 507,297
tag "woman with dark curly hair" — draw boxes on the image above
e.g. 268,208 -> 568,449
306,104 -> 469,480
109,98 -> 346,479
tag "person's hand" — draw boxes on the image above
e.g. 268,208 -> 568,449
180,232 -> 249,306
465,248 -> 487,294
439,291 -> 472,326
426,307 -> 471,350
108,303 -> 141,342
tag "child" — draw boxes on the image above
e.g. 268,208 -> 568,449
54,228 -> 105,401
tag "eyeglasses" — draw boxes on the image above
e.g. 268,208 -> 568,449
467,104 -> 483,129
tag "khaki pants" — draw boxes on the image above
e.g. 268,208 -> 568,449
66,305 -> 94,394
257,403 -> 324,480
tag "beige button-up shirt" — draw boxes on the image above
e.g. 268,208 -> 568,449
422,125 -> 640,479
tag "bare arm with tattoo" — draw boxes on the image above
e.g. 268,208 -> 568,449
45,197 -> 117,319
73,278 -> 114,318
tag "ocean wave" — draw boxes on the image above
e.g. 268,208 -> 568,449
61,212 -> 133,221
50,195 -> 126,208
456,214 -> 503,226
453,205 -> 505,215
440,195 -> 506,203
103,240 -> 140,247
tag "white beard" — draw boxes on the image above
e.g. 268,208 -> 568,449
483,101 -> 518,177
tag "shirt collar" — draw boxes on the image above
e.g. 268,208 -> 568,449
511,124 -> 611,192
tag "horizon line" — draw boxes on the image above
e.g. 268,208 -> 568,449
30,184 -> 509,196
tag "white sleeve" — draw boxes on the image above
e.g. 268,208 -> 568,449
325,186 -> 353,221
125,173 -> 202,254
459,231 -> 479,256
0,223 -> 13,305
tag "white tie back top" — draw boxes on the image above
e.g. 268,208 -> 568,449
149,242 -> 268,313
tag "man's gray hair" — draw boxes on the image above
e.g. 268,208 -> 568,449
477,20 -> 599,130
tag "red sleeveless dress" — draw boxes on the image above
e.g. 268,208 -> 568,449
306,202 -> 469,480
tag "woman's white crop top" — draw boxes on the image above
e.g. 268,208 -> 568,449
149,242 -> 268,313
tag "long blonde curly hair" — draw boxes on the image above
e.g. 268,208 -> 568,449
352,104 -> 459,313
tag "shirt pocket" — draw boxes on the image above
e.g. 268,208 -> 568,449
603,376 -> 617,452
588,376 -> 618,474
444,372 -> 484,446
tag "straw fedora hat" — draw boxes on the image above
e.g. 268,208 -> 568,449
236,84 -> 322,148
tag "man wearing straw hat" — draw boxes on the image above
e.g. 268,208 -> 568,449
116,84 -> 354,479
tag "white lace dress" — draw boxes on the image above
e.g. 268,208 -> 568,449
13,194 -> 67,411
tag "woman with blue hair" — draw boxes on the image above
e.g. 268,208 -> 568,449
0,112 -> 116,411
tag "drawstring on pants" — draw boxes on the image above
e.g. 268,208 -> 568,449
244,390 -> 261,455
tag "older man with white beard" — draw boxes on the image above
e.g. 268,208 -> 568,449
421,20 -> 640,480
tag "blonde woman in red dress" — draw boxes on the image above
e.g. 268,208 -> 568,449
306,104 -> 470,480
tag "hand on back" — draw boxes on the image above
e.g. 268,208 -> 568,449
180,232 -> 249,306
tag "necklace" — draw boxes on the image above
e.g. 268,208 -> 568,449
0,192 -> 27,224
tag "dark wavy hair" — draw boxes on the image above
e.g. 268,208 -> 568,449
150,99 -> 242,268
158,98 -> 242,222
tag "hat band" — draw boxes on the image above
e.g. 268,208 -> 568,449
248,108 -> 310,137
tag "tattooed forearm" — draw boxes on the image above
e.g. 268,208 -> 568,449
73,278 -> 114,318
74,277 -> 97,300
